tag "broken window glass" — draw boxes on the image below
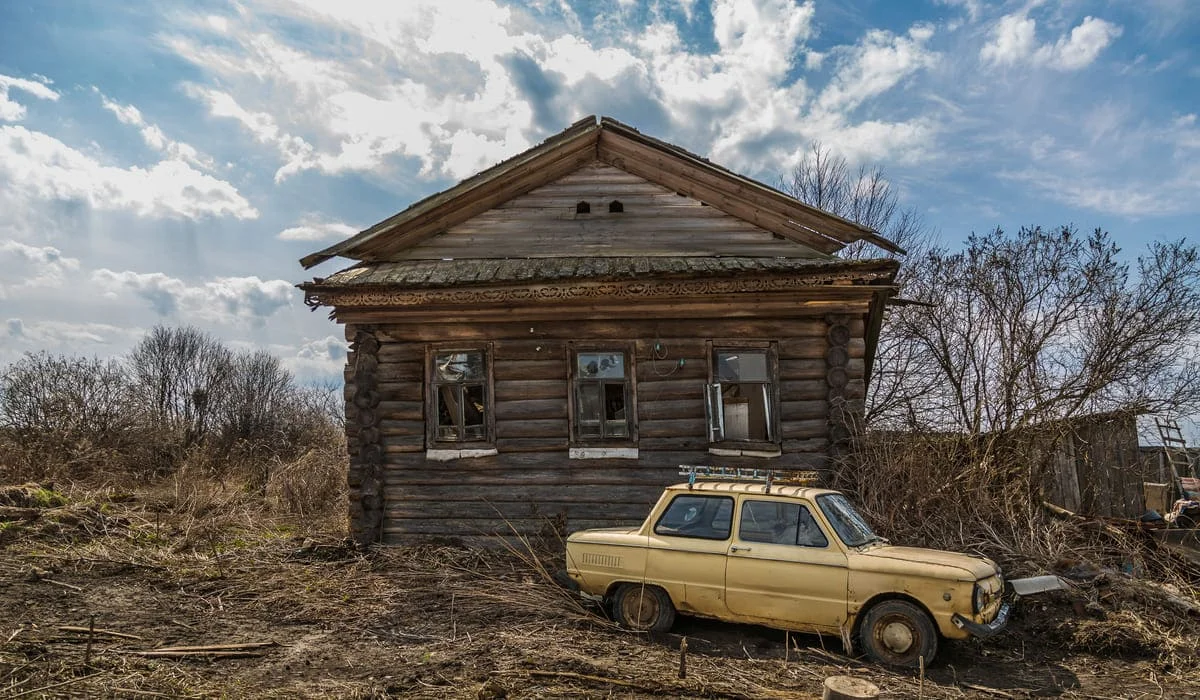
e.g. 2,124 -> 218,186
433,350 -> 488,442
707,348 -> 776,443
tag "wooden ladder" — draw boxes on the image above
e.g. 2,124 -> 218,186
1154,417 -> 1192,501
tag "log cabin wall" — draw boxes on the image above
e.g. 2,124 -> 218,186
341,315 -> 868,545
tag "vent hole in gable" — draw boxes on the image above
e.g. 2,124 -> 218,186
608,200 -> 624,213
576,201 -> 590,214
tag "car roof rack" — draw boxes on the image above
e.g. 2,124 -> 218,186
679,465 -> 820,492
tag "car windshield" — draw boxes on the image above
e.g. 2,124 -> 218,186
816,493 -> 881,548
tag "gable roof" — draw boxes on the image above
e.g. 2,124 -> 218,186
300,116 -> 903,269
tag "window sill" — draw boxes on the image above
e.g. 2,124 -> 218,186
426,448 -> 498,461
708,445 -> 782,459
569,447 -> 639,460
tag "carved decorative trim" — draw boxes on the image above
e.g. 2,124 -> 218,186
305,271 -> 890,310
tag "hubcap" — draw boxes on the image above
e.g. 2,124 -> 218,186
623,592 -> 658,628
880,620 -> 914,653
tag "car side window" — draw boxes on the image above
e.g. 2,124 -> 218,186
654,495 -> 734,540
739,500 -> 829,547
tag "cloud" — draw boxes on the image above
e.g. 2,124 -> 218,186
1049,17 -> 1124,71
1000,169 -> 1184,217
99,94 -> 213,170
0,318 -> 146,366
935,0 -> 983,23
818,24 -> 938,114
181,84 -> 316,182
1002,108 -> 1200,217
981,13 -> 1122,71
0,73 -> 58,122
0,124 -> 257,220
296,335 -> 347,362
277,215 -> 359,241
92,270 -> 296,326
0,240 -> 81,296
164,0 -> 938,185
282,335 -> 348,382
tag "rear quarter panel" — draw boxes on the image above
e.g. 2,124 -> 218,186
566,535 -> 649,597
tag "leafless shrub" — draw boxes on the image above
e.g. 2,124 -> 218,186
0,325 -> 348,527
0,352 -> 139,480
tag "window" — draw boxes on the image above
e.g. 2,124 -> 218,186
706,346 -> 778,444
654,495 -> 733,540
571,350 -> 632,442
430,349 -> 490,443
738,500 -> 828,547
817,493 -> 882,548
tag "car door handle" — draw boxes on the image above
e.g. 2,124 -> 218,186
730,545 -> 752,553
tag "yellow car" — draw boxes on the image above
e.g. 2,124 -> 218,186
565,467 -> 1008,668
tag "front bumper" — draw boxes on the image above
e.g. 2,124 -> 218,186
951,603 -> 1010,639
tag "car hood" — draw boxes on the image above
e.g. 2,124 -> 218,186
851,545 -> 999,581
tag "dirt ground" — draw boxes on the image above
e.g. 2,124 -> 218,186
1,484 -> 1198,699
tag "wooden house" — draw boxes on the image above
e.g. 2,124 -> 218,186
298,116 -> 902,545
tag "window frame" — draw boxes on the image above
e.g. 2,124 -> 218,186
705,340 -> 781,450
567,344 -> 637,447
426,344 -> 495,447
736,499 -> 830,548
652,494 -> 734,541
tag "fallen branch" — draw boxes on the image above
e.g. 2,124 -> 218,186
151,642 -> 278,652
59,625 -> 144,640
958,681 -> 1015,698
123,641 -> 279,658
126,650 -> 266,659
111,688 -> 195,698
42,578 -> 83,592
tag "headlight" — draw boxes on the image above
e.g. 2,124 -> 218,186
973,576 -> 1002,614
973,582 -> 986,614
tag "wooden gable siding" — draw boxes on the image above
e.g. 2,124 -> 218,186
342,316 -> 867,545
389,162 -> 825,260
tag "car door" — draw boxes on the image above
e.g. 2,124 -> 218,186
644,493 -> 733,618
724,496 -> 849,630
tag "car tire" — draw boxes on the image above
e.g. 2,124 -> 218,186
858,599 -> 938,669
611,584 -> 676,633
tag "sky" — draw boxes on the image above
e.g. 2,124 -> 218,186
0,0 -> 1197,393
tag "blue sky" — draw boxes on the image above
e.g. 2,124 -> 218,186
0,0 -> 1197,390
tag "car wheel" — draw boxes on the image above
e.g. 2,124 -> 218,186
858,600 -> 938,669
611,584 -> 676,633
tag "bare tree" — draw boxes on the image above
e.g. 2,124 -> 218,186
127,325 -> 234,449
780,141 -> 929,260
886,227 -> 1200,433
780,141 -> 935,424
781,145 -> 1200,434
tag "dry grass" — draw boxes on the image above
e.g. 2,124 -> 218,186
3,476 -> 1200,699
3,421 -> 1200,697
